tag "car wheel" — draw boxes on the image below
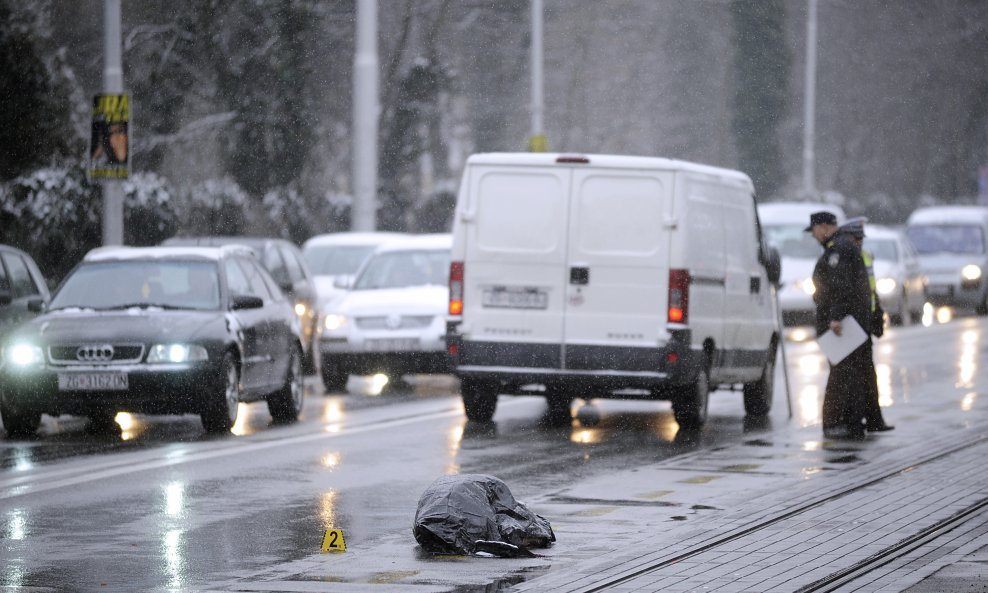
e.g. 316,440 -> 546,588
977,294 -> 988,317
461,377 -> 499,422
321,361 -> 348,394
1,395 -> 41,438
201,353 -> 240,434
672,365 -> 710,428
743,343 -> 776,416
268,346 -> 304,423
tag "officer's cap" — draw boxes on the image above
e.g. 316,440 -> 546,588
803,211 -> 838,232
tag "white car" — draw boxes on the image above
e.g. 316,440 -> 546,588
318,234 -> 452,393
302,232 -> 406,304
758,202 -> 846,327
862,224 -> 926,325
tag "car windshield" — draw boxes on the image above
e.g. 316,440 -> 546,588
863,238 -> 898,262
763,224 -> 823,259
303,245 -> 377,276
906,224 -> 986,255
353,250 -> 450,290
49,260 -> 221,311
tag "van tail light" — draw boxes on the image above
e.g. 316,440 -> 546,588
668,269 -> 690,324
449,261 -> 464,316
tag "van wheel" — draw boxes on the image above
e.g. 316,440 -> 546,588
544,396 -> 573,426
673,367 -> 709,428
461,378 -> 498,422
743,344 -> 776,416
321,361 -> 348,394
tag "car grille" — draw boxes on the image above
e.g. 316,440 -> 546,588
48,343 -> 146,365
355,315 -> 434,330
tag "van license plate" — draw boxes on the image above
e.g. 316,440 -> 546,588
365,338 -> 420,352
58,372 -> 129,391
482,286 -> 548,309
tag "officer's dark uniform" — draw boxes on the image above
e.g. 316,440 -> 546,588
811,219 -> 873,438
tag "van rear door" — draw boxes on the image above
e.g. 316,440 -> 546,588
563,168 -> 674,371
459,165 -> 571,369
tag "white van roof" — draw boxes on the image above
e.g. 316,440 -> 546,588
757,201 -> 847,225
907,206 -> 988,226
465,152 -> 753,189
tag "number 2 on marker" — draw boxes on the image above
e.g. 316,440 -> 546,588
321,529 -> 346,552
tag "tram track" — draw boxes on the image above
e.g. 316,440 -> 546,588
574,433 -> 988,593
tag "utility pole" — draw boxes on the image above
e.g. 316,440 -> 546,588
352,0 -> 378,231
101,0 -> 124,245
802,0 -> 818,199
528,0 -> 546,152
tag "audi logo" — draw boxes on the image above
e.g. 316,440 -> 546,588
76,344 -> 114,362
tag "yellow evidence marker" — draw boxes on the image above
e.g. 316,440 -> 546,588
321,529 -> 346,553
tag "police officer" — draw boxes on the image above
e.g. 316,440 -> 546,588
806,211 -> 873,440
841,217 -> 894,432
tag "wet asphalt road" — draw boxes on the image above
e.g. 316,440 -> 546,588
0,310 -> 978,592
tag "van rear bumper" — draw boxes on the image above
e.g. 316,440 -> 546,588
448,331 -> 704,390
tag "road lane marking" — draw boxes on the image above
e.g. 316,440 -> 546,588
0,403 -> 495,500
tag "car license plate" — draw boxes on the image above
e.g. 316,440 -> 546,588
58,372 -> 129,391
365,338 -> 420,352
482,286 -> 548,309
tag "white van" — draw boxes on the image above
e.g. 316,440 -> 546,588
906,206 -> 988,315
757,202 -> 846,326
446,153 -> 781,427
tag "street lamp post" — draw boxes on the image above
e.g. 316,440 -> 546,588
802,0 -> 818,199
101,0 -> 124,245
352,0 -> 378,231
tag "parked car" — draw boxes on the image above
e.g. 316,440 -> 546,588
302,232 -> 406,303
0,245 -> 304,437
906,206 -> 988,315
757,202 -> 847,327
162,236 -> 319,371
318,234 -> 452,393
0,244 -> 51,341
861,224 -> 926,325
446,153 -> 781,427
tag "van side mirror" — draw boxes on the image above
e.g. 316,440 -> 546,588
763,246 -> 781,286
0,290 -> 11,306
27,297 -> 46,312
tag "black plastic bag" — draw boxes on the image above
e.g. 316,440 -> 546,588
412,474 -> 555,557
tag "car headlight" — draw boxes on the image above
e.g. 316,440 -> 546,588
294,302 -> 308,317
147,344 -> 209,363
5,343 -> 44,366
962,264 -> 982,281
876,277 -> 897,295
796,278 -> 816,295
323,314 -> 347,331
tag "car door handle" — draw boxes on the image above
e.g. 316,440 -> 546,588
750,276 -> 761,294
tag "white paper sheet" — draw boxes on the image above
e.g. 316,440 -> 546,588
815,315 -> 868,365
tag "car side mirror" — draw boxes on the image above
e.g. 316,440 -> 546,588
763,246 -> 782,286
27,298 -> 46,312
333,275 -> 354,290
230,295 -> 264,310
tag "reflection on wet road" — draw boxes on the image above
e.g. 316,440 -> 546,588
1,317 -> 986,592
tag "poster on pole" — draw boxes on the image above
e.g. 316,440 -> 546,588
89,93 -> 130,180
